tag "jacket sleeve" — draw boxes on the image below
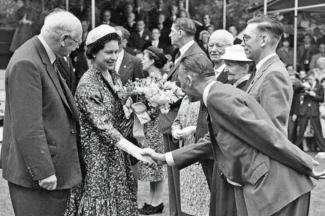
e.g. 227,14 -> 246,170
207,87 -> 314,176
171,133 -> 212,169
310,84 -> 324,102
9,60 -> 55,181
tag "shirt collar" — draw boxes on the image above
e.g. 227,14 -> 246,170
214,64 -> 226,78
115,49 -> 125,73
179,40 -> 195,58
203,80 -> 216,106
256,53 -> 276,71
38,35 -> 56,64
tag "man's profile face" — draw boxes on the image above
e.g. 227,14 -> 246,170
169,24 -> 182,47
242,23 -> 262,61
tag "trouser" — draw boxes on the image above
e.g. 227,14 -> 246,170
8,181 -> 70,216
200,159 -> 214,191
163,133 -> 182,216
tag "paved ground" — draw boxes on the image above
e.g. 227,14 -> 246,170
1,154 -> 325,216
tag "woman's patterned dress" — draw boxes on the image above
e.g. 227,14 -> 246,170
65,66 -> 138,216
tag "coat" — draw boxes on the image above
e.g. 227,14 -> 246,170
297,82 -> 324,117
1,36 -> 81,189
171,81 -> 315,216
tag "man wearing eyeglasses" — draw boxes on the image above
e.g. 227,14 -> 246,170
242,15 -> 311,215
1,9 -> 82,216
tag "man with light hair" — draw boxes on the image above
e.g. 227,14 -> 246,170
1,9 -> 82,216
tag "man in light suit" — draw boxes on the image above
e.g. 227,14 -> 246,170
114,26 -> 146,85
158,17 -> 206,216
141,53 -> 325,216
1,10 -> 82,216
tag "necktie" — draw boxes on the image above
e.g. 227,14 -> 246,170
174,51 -> 181,65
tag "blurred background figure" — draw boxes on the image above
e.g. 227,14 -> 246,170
198,30 -> 210,55
9,0 -> 43,52
128,19 -> 151,53
298,34 -> 318,71
310,43 -> 325,70
277,38 -> 294,67
101,9 -> 116,26
228,25 -> 242,44
296,71 -> 325,152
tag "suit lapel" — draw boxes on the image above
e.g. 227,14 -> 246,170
34,38 -> 76,119
167,42 -> 204,80
246,55 -> 279,93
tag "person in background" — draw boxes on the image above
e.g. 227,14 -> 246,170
299,69 -> 307,81
296,70 -> 325,152
124,12 -> 137,33
228,25 -> 242,45
65,25 -> 154,216
143,28 -> 166,51
221,44 -> 252,89
196,14 -> 213,41
277,38 -> 294,66
288,65 -> 302,143
137,47 -> 168,215
319,77 -> 325,139
310,43 -> 325,70
101,9 -> 116,26
312,27 -> 325,46
207,24 -> 215,35
165,5 -> 178,29
148,0 -> 167,30
70,18 -> 90,84
128,19 -> 151,54
2,10 -> 82,216
10,0 -> 43,52
198,30 -> 210,55
114,26 -> 146,85
134,0 -> 148,25
298,34 -> 318,71
278,24 -> 294,48
156,13 -> 172,51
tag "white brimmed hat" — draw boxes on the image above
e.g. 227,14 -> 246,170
86,24 -> 117,46
221,45 -> 252,62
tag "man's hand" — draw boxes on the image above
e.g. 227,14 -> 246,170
179,126 -> 196,138
308,91 -> 316,97
140,148 -> 166,164
137,154 -> 157,167
39,174 -> 57,190
172,128 -> 183,140
292,114 -> 297,122
311,168 -> 325,179
315,152 -> 325,159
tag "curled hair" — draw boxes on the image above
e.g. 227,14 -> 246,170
248,15 -> 283,40
86,33 -> 121,60
145,48 -> 167,69
180,53 -> 214,77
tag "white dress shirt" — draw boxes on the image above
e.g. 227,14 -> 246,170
115,49 -> 124,73
174,40 -> 195,65
255,53 -> 277,72
214,64 -> 226,79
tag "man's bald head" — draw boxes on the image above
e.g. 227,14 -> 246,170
40,10 -> 82,57
208,29 -> 233,63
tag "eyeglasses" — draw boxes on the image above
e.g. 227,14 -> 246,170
65,35 -> 81,46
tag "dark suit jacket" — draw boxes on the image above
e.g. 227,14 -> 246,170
128,29 -> 151,52
118,50 -> 146,85
246,55 -> 293,135
297,82 -> 324,116
158,42 -> 206,134
56,56 -> 77,95
1,36 -> 82,189
171,81 -> 314,216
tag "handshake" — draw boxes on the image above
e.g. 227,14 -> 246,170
138,148 -> 167,166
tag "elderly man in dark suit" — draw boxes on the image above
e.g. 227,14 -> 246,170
141,53 -> 325,216
114,26 -> 146,85
158,17 -> 206,216
1,10 -> 82,216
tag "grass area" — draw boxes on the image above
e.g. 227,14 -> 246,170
1,154 -> 325,216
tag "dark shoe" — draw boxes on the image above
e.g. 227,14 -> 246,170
138,203 -> 151,215
145,203 -> 164,215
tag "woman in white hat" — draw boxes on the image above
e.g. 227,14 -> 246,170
65,25 -> 153,216
221,44 -> 253,90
